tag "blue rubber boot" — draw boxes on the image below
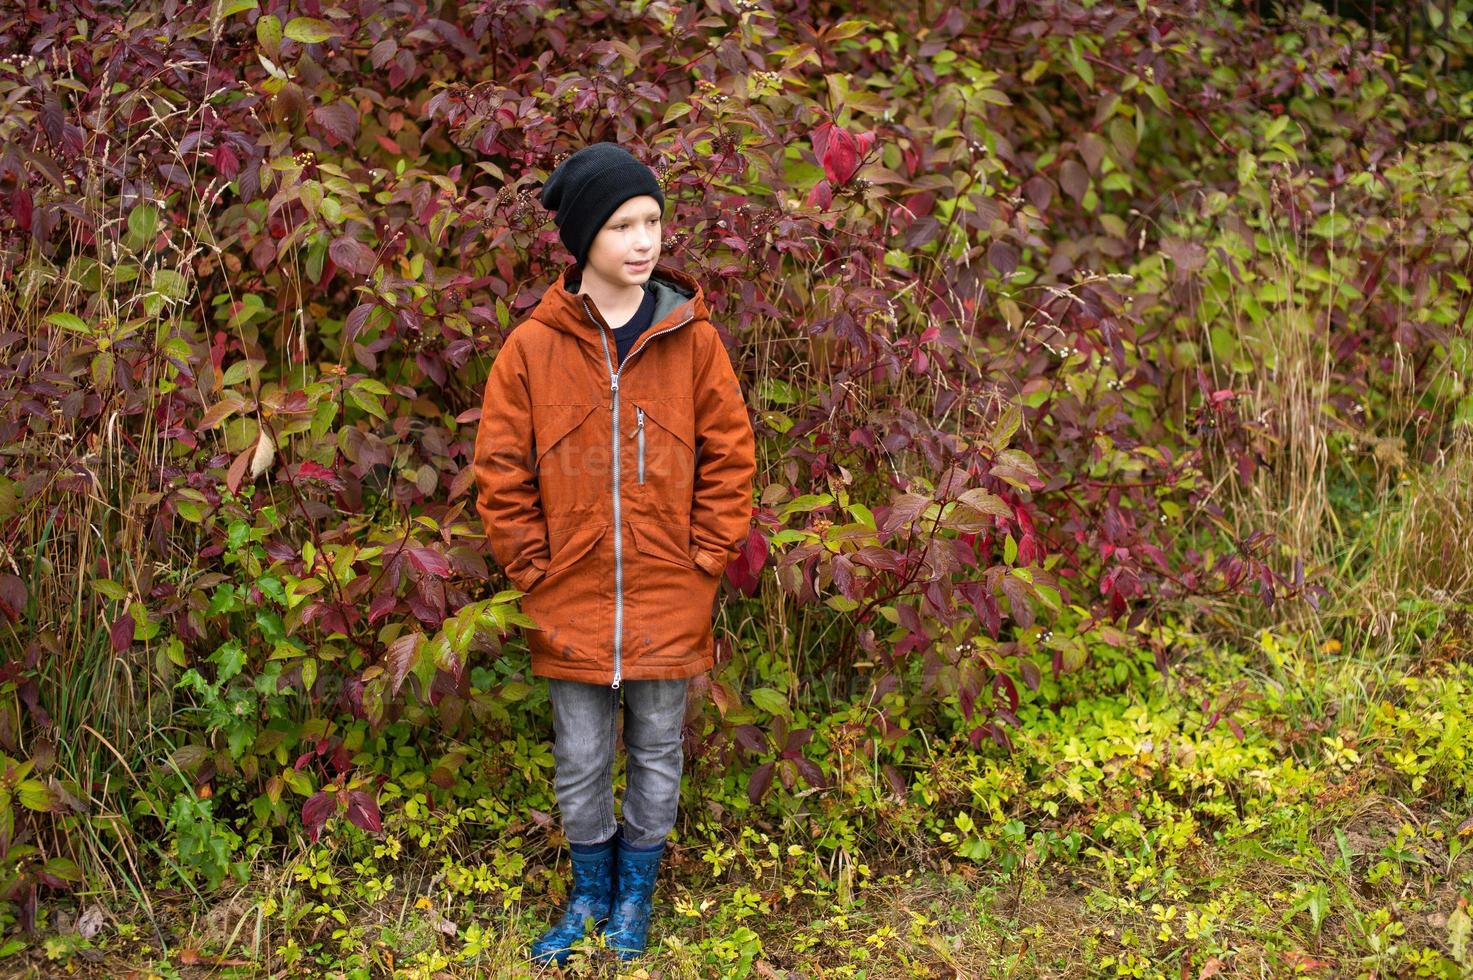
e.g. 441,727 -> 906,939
604,826 -> 667,961
530,835 -> 616,967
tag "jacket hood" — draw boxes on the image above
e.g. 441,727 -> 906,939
531,261 -> 708,343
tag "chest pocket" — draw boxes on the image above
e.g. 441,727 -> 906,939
532,403 -> 600,517
628,396 -> 696,521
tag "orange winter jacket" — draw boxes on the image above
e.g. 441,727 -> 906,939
472,262 -> 757,685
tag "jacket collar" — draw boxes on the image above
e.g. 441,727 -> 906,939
533,260 -> 706,343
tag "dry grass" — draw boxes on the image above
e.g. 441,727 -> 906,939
1332,427 -> 1473,637
1199,165 -> 1472,660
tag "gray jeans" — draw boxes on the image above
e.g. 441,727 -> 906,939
546,678 -> 689,849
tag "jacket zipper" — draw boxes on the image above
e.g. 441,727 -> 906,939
582,296 -> 695,689
636,407 -> 646,484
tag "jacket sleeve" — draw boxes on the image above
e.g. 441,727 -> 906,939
687,323 -> 757,579
473,332 -> 551,593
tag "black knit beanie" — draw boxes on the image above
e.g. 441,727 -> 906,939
539,142 -> 665,267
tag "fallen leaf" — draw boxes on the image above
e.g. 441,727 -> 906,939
1282,950 -> 1332,970
77,905 -> 105,940
1198,956 -> 1226,978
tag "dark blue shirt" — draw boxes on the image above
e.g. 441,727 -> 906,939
610,283 -> 656,367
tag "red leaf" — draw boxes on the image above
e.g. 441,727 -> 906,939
226,444 -> 252,494
805,179 -> 832,209
0,573 -> 27,623
784,727 -> 814,753
821,127 -> 859,185
213,143 -> 239,180
384,631 -> 423,697
747,761 -> 774,805
810,120 -> 834,161
296,460 -> 339,483
742,526 -> 769,574
346,790 -> 382,833
344,302 -> 376,344
992,672 -> 1019,714
368,590 -> 398,624
987,240 -> 1019,278
312,101 -> 359,145
793,757 -> 825,788
370,39 -> 397,68
302,790 -> 334,842
329,236 -> 376,276
109,612 -> 133,653
10,188 -> 33,231
732,724 -> 766,753
407,547 -> 451,578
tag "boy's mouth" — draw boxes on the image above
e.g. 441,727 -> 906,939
626,259 -> 651,271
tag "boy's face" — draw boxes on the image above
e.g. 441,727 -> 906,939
583,194 -> 662,288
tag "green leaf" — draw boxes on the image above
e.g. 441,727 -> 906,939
353,378 -> 390,396
221,359 -> 259,387
1004,533 -> 1018,566
45,312 -> 90,334
991,404 -> 1021,450
284,16 -> 338,43
663,102 -> 694,124
40,857 -> 83,882
778,493 -> 834,518
824,18 -> 870,41
1067,37 -> 1093,88
749,687 -> 789,716
210,639 -> 246,682
256,13 -> 281,55
128,204 -> 159,244
500,680 -> 532,702
348,388 -> 387,421
1237,149 -> 1257,186
760,378 -> 800,406
17,779 -> 57,812
94,578 -> 128,601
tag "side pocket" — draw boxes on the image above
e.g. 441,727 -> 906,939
628,520 -> 695,570
543,522 -> 608,580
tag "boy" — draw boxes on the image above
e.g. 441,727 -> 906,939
472,141 -> 757,964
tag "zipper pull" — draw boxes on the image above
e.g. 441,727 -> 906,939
610,375 -> 619,392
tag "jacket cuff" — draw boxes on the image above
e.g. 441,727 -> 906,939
512,562 -> 547,593
692,548 -> 725,579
